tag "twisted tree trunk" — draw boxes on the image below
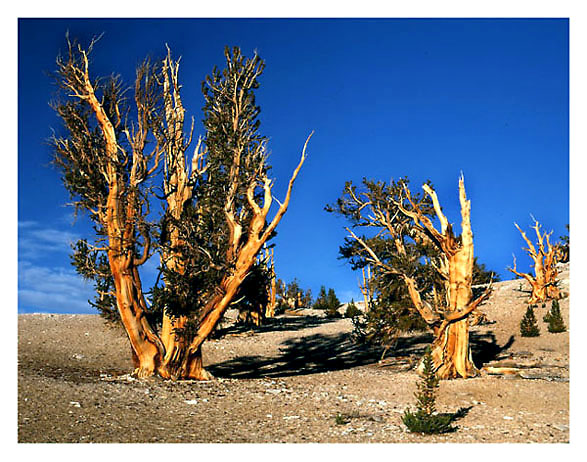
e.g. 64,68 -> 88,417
509,220 -> 561,304
409,178 -> 481,378
428,195 -> 477,378
87,57 -> 166,378
346,175 -> 490,379
108,253 -> 167,377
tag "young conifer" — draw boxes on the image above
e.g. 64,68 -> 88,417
402,348 -> 455,434
520,305 -> 540,337
546,299 -> 566,333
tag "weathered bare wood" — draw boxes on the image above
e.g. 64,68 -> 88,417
508,219 -> 561,304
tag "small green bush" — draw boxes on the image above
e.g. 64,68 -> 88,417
402,348 -> 457,435
344,299 -> 362,318
402,410 -> 456,434
520,305 -> 540,337
546,299 -> 566,333
314,286 -> 342,318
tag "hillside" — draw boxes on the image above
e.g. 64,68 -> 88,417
17,264 -> 569,443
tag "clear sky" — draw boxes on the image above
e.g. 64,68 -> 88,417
17,18 -> 569,314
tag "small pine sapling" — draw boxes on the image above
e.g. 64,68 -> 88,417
546,299 -> 566,333
344,299 -> 362,318
520,305 -> 540,337
402,348 -> 456,434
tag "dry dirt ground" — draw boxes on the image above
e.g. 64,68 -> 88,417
17,266 -> 570,444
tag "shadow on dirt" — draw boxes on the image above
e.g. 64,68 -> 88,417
471,332 -> 515,366
209,327 -> 516,379
211,314 -> 338,339
208,331 -> 433,379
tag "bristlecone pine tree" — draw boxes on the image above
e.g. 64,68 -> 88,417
544,299 -> 566,333
327,175 -> 492,379
402,348 -> 456,434
557,224 -> 569,263
508,219 -> 561,304
520,305 -> 540,337
52,38 -> 311,379
261,245 -> 277,318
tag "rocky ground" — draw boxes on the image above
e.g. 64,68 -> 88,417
17,265 -> 570,444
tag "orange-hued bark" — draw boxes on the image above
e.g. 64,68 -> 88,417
157,51 -> 208,379
262,246 -> 277,318
347,175 -> 490,379
178,136 -> 312,378
509,220 -> 561,304
63,44 -> 310,381
407,177 -> 485,378
75,48 -> 167,379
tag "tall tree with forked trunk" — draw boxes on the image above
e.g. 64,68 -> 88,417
52,39 -> 311,380
508,219 -> 561,304
155,46 -> 311,379
328,175 -> 492,379
52,37 -> 168,378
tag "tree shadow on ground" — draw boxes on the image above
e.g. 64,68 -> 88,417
209,326 -> 516,379
470,332 -> 515,366
211,315 -> 338,339
208,330 -> 433,379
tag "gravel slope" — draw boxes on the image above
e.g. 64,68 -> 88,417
17,266 -> 570,443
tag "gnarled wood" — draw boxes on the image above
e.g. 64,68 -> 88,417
157,50 -> 208,378
411,175 -> 480,378
344,174 -> 489,379
56,42 -> 311,382
508,219 -> 561,304
178,134 -> 313,377
64,42 -> 166,378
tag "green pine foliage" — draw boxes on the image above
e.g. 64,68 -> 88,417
545,299 -> 566,333
326,177 -> 498,353
52,38 -> 158,325
402,348 -> 457,434
151,46 -> 277,340
520,305 -> 540,337
70,240 -> 120,325
344,299 -> 362,318
314,286 -> 342,317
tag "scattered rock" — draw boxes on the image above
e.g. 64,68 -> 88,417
18,270 -> 569,444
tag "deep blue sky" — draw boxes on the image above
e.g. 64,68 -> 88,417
18,18 -> 569,314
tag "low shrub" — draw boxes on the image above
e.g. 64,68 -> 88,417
344,299 -> 362,318
520,305 -> 540,337
402,348 -> 459,435
545,299 -> 566,333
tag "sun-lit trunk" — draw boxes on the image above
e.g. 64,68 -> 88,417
428,239 -> 478,379
108,251 -> 166,378
266,275 -> 277,318
509,220 -> 561,304
403,176 -> 485,379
